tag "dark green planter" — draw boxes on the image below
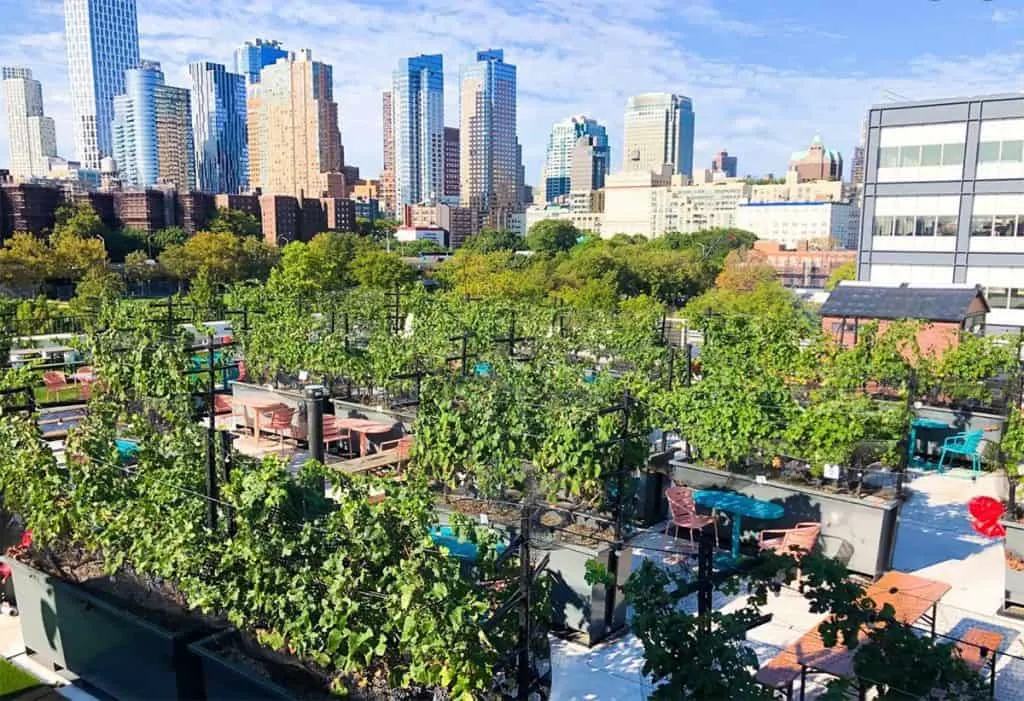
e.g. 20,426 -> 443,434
544,540 -> 632,646
668,462 -> 902,578
188,629 -> 295,700
4,557 -> 206,700
1002,520 -> 1024,616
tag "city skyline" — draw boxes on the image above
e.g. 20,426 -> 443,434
3,0 -> 1024,185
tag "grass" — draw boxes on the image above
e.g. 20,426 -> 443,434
0,656 -> 43,696
33,385 -> 86,405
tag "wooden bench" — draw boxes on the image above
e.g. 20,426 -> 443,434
755,650 -> 802,699
956,626 -> 1002,696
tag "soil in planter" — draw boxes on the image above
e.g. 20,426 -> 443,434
211,632 -> 448,701
443,495 -> 617,548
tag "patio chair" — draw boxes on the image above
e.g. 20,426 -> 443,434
259,406 -> 296,446
377,435 -> 414,469
758,522 -> 821,585
42,371 -> 70,400
662,486 -> 718,551
322,416 -> 355,457
937,430 -> 984,474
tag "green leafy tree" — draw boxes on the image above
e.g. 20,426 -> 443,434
825,261 -> 856,291
53,201 -> 107,240
269,232 -> 371,296
160,230 -> 274,283
350,249 -> 417,290
525,219 -> 579,253
461,228 -> 522,253
70,266 -> 125,316
124,250 -> 156,284
152,226 -> 188,252
50,227 -> 108,282
0,233 -> 51,291
714,248 -> 778,292
207,207 -> 262,238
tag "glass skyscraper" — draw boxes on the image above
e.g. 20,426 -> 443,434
392,54 -> 444,206
63,0 -> 141,169
112,61 -> 195,191
543,116 -> 608,203
459,49 -> 519,217
189,62 -> 248,194
233,39 -> 287,85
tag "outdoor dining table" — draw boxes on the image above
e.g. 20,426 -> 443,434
232,396 -> 287,446
333,418 -> 394,456
908,417 -> 950,468
693,490 -> 785,558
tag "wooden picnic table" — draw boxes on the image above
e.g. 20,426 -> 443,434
232,396 -> 288,446
333,417 -> 394,456
757,571 -> 951,700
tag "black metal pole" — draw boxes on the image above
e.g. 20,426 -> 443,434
684,343 -> 693,386
461,332 -> 469,376
697,531 -> 714,628
508,312 -> 516,358
306,385 -> 325,464
615,389 -> 631,544
666,346 -> 676,392
517,474 -> 534,701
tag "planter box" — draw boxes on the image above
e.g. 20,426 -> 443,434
543,539 -> 632,647
913,405 -> 1006,451
668,462 -> 902,579
4,557 -> 205,700
188,629 -> 295,700
1003,520 -> 1024,614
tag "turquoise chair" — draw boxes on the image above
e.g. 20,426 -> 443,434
937,430 -> 984,474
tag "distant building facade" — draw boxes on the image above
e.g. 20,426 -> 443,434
2,67 -> 58,178
543,115 -> 608,203
189,62 -> 248,194
622,93 -> 694,177
736,201 -> 852,250
233,39 -> 287,85
444,126 -> 460,201
789,135 -> 843,182
381,91 -> 395,214
711,150 -> 737,178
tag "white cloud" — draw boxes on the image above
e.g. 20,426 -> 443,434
992,9 -> 1017,23
2,0 -> 1024,190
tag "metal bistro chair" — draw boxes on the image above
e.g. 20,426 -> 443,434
937,430 -> 984,475
662,486 -> 718,551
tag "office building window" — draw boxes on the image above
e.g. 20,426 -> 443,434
937,216 -> 957,236
970,213 -> 1024,236
971,215 -> 993,237
878,143 -> 964,168
979,141 -> 1002,163
988,287 -> 1009,308
873,214 -> 957,237
921,144 -> 942,166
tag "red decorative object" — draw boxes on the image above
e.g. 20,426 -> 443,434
968,496 -> 1007,538
19,530 -> 31,548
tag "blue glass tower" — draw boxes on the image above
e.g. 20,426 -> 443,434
543,116 -> 608,203
392,54 -> 444,206
189,61 -> 248,193
233,39 -> 287,85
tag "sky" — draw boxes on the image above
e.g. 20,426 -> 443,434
3,0 -> 1024,189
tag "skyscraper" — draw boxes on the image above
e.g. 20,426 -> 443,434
460,49 -> 519,221
381,91 -> 395,213
64,0 -> 141,169
233,39 -> 287,86
569,136 -> 609,194
247,49 -> 344,198
711,150 -> 737,178
112,61 -> 195,191
444,127 -> 460,200
543,115 -> 608,203
392,54 -> 444,206
189,62 -> 248,193
2,67 -> 57,178
622,93 -> 694,177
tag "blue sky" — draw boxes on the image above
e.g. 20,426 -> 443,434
2,0 -> 1024,187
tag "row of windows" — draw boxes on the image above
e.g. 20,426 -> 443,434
878,143 -> 964,168
978,140 -> 1024,164
970,214 -> 1024,237
872,215 -> 958,237
986,288 -> 1024,310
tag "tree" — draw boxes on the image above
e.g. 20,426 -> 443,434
0,233 -> 51,291
826,261 -> 856,291
70,267 -> 124,316
525,219 -> 578,253
269,232 -> 370,295
461,228 -> 521,253
159,231 -> 246,282
350,249 -> 417,290
714,248 -> 778,292
50,228 -> 108,282
103,227 -> 148,262
207,208 -> 261,238
53,202 -> 107,240
392,239 -> 445,257
152,226 -> 188,252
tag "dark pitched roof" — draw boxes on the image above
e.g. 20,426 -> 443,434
820,285 -> 988,323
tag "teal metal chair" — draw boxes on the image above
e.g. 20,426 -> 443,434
937,430 -> 984,474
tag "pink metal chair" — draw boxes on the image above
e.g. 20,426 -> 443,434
259,406 -> 296,446
322,416 -> 355,457
758,522 -> 821,582
662,486 -> 718,550
42,371 -> 70,400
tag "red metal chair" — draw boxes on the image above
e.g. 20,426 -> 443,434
662,486 -> 718,550
322,416 -> 355,457
758,522 -> 821,582
259,406 -> 296,446
42,371 -> 70,400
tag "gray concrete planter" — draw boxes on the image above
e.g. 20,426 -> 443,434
4,557 -> 205,699
668,462 -> 902,579
1002,520 -> 1024,614
188,629 -> 295,700
913,405 -> 1006,449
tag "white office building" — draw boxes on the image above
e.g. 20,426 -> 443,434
63,0 -> 141,169
858,93 -> 1024,331
736,201 -> 851,250
622,93 -> 694,177
2,67 -> 57,178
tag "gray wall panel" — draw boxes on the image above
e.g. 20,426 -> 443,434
879,104 -> 970,126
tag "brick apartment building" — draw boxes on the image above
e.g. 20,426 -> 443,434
753,240 -> 856,290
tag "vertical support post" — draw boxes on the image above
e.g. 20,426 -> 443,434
460,332 -> 469,377
896,369 -> 917,497
615,388 -> 631,544
305,385 -> 326,464
697,531 -> 714,627
507,311 -> 517,358
220,431 -> 235,537
343,312 -> 350,354
666,346 -> 676,392
684,343 -> 693,386
517,471 -> 534,701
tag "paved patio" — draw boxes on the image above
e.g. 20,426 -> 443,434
550,469 -> 1024,700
